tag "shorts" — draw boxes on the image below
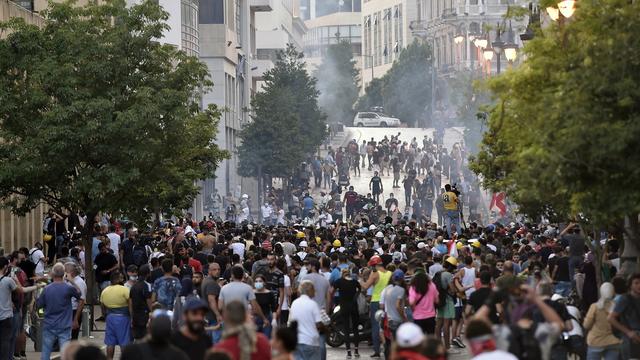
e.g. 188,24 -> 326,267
105,314 -> 131,346
454,306 -> 463,320
436,298 -> 455,319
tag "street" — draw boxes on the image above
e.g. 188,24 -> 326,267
315,126 -> 465,212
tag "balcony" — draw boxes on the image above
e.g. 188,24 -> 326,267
250,0 -> 272,12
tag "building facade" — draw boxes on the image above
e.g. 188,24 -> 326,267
303,11 -> 361,71
360,0 -> 418,89
299,0 -> 361,20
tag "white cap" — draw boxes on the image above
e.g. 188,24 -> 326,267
242,194 -> 248,198
417,242 -> 426,249
551,294 -> 564,302
299,241 -> 308,248
396,322 -> 424,348
375,231 -> 384,238
487,244 -> 497,252
404,226 -> 410,232
369,224 -> 377,230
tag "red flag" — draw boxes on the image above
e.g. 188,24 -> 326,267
490,192 -> 507,216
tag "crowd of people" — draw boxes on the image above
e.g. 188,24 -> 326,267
0,131 -> 638,360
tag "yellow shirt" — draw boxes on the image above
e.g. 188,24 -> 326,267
100,284 -> 130,309
443,191 -> 458,211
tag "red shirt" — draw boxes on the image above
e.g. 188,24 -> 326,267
214,333 -> 271,360
180,258 -> 203,273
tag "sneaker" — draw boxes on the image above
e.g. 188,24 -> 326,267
346,351 -> 352,359
20,352 -> 27,359
354,350 -> 360,358
371,353 -> 381,358
452,337 -> 466,348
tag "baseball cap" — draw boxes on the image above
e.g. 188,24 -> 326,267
375,231 -> 384,238
183,298 -> 208,313
396,322 -> 424,348
299,240 -> 308,248
392,269 -> 405,281
417,242 -> 426,249
392,251 -> 403,264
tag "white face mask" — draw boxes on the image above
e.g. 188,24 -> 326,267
129,275 -> 138,281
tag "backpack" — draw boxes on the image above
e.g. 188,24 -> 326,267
432,271 -> 449,307
508,324 -> 543,360
131,243 -> 149,267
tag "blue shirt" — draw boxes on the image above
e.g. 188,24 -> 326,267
92,237 -> 101,262
36,282 -> 80,330
303,197 -> 314,210
152,276 -> 182,310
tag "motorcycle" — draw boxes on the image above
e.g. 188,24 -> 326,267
326,304 -> 372,348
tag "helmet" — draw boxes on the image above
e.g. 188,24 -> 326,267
368,255 -> 382,267
299,240 -> 308,248
445,256 -> 458,267
375,231 -> 384,238
470,240 -> 481,248
296,232 -> 306,239
369,224 -> 377,231
196,233 -> 205,240
333,240 -> 341,247
315,236 -> 322,245
456,242 -> 463,250
43,234 -> 53,242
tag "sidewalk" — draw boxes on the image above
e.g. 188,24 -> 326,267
25,306 -> 112,360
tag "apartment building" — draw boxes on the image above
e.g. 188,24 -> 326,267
361,0 -> 419,88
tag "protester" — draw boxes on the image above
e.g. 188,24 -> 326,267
36,262 -> 81,360
608,272 -> 640,360
214,300 -> 271,360
100,271 -> 131,360
172,298 -> 213,360
289,280 -> 325,360
271,322 -> 298,360
121,312 -> 189,360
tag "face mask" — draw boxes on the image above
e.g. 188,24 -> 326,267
255,282 -> 264,290
129,275 -> 138,281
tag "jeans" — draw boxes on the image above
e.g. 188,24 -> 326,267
445,209 -> 460,235
41,326 -> 72,360
370,301 -> 381,354
555,281 -> 572,297
319,333 -> 326,360
296,343 -> 321,360
0,318 -> 13,360
255,313 -> 272,339
209,321 -> 222,345
9,310 -> 22,358
586,345 -> 620,360
569,256 -> 584,285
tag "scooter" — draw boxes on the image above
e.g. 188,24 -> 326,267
326,305 -> 372,348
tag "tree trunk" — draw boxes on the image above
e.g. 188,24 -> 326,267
621,214 -> 640,276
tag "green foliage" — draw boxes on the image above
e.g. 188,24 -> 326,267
238,44 -> 327,178
0,0 -> 229,225
355,40 -> 434,126
316,41 -> 360,125
355,77 -> 385,112
470,0 -> 640,225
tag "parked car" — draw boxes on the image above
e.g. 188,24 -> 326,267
352,112 -> 401,127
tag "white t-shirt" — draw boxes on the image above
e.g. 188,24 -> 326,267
107,232 -> 121,257
230,242 -> 245,260
566,305 -> 583,337
289,294 -> 322,346
472,350 -> 518,360
30,248 -> 45,275
281,275 -> 291,310
70,276 -> 87,310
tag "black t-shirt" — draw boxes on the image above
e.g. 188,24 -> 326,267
215,255 -> 229,273
370,176 -> 382,191
255,291 -> 276,315
212,243 -> 226,256
468,287 -> 499,324
381,254 -> 392,267
18,260 -> 36,284
94,253 -> 118,283
130,281 -> 152,325
171,331 -> 212,360
121,342 -> 189,360
333,278 -> 361,307
149,268 -> 164,284
553,256 -> 570,282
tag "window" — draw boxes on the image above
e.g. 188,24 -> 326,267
236,0 -> 242,44
199,0 -> 224,24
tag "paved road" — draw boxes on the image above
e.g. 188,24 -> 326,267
324,126 -> 470,360
313,126 -> 465,216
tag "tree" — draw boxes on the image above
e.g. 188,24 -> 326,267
0,0 -> 228,295
238,44 -> 326,180
315,41 -> 360,125
354,40 -> 434,126
355,77 -> 385,112
470,0 -> 640,271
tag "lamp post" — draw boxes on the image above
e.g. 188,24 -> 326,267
546,0 -> 576,21
491,23 -> 505,74
503,21 -> 519,64
362,54 -> 375,88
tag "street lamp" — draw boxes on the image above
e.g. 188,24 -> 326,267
483,46 -> 494,61
454,32 -> 464,44
503,21 -> 519,63
475,35 -> 488,49
547,0 -> 576,21
491,23 -> 505,74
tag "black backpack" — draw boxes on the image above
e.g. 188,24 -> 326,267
508,324 -> 543,360
432,271 -> 449,306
